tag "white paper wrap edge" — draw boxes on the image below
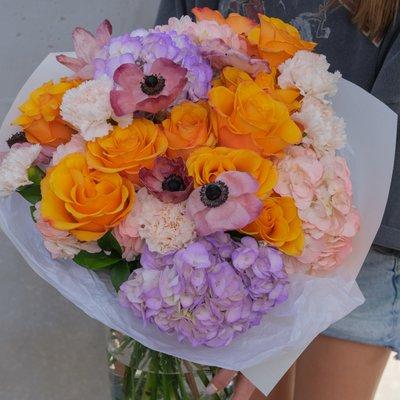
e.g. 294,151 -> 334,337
0,54 -> 397,396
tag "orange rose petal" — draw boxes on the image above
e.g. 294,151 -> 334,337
209,86 -> 236,116
41,179 -> 77,226
192,7 -> 226,24
226,13 -> 257,35
71,229 -> 107,242
275,118 -> 302,144
241,196 -> 304,255
14,79 -> 80,146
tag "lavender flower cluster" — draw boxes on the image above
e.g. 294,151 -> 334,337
94,30 -> 213,101
119,232 -> 288,347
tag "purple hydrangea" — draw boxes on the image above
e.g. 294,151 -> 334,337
94,29 -> 212,101
119,233 -> 289,347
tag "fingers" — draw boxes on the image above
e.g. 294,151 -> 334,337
232,374 -> 256,400
206,369 -> 237,395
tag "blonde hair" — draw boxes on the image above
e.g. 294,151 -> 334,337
330,0 -> 399,39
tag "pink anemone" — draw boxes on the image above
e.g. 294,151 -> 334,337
186,171 -> 263,236
110,58 -> 188,116
139,157 -> 193,204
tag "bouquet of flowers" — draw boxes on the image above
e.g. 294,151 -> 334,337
0,7 -> 396,398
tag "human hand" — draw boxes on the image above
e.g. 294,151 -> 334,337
205,369 -> 256,400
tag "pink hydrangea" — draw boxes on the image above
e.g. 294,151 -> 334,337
275,146 -> 360,274
284,235 -> 353,275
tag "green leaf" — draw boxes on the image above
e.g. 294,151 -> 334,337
110,261 -> 131,291
27,166 -> 45,185
17,184 -> 41,204
97,231 -> 122,255
73,250 -> 121,270
29,205 -> 37,222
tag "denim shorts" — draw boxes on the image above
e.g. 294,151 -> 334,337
324,246 -> 400,358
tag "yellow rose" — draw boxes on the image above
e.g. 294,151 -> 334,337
247,15 -> 316,67
86,119 -> 168,184
242,196 -> 304,256
162,101 -> 216,159
41,153 -> 135,241
186,146 -> 277,199
13,79 -> 81,147
209,80 -> 302,156
214,66 -> 301,113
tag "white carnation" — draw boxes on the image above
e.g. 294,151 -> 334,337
278,51 -> 341,102
293,96 -> 346,155
0,144 -> 41,197
60,78 -> 132,141
136,188 -> 196,255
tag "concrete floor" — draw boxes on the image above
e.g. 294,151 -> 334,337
0,1 -> 160,399
0,0 -> 398,399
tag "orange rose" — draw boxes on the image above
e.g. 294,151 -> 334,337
13,79 -> 81,147
186,146 -> 277,199
41,153 -> 135,241
209,80 -> 302,156
242,196 -> 304,256
247,15 -> 316,67
212,66 -> 255,91
255,70 -> 301,113
214,66 -> 301,113
86,119 -> 168,184
192,7 -> 256,35
162,101 -> 216,159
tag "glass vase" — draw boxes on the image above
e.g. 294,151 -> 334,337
107,330 -> 234,400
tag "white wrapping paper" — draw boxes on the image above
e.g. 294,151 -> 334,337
0,54 -> 397,395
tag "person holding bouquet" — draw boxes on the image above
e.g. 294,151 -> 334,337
156,1 -> 400,399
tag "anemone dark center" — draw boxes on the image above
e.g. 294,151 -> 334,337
7,131 -> 27,148
162,174 -> 185,192
200,181 -> 229,208
141,74 -> 166,96
205,184 -> 222,201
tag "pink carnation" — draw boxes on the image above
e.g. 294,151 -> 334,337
132,188 -> 197,255
278,50 -> 341,102
293,96 -> 346,155
158,16 -> 269,75
275,146 -> 360,274
159,16 -> 242,50
113,199 -> 144,261
34,207 -> 100,259
51,135 -> 86,166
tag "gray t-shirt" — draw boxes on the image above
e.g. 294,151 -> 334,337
157,0 -> 400,250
